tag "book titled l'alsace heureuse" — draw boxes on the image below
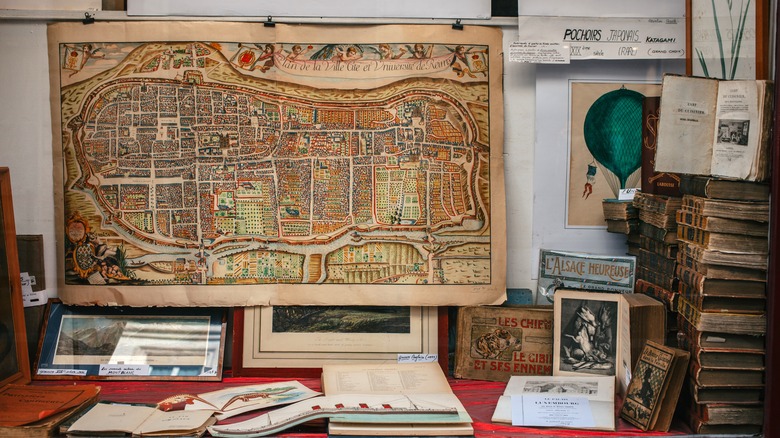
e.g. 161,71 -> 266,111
654,74 -> 774,182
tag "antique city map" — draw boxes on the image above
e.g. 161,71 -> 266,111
48,22 -> 505,306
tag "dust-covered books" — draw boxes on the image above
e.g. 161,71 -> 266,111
620,341 -> 689,432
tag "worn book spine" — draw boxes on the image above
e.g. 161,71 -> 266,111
692,402 -> 764,425
675,264 -> 705,292
677,224 -> 768,254
677,241 -> 768,271
632,192 -> 682,214
677,252 -> 767,282
638,249 -> 676,275
637,265 -> 677,292
640,222 -> 677,244
677,282 -> 765,314
678,331 -> 765,369
639,210 -> 677,230
681,196 -> 770,222
636,278 -> 678,312
676,210 -> 768,236
679,175 -> 770,201
677,315 -> 766,353
640,235 -> 678,259
689,359 -> 765,387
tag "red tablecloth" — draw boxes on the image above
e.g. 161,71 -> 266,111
35,376 -> 695,437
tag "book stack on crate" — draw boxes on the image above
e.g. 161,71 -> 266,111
673,175 -> 769,435
631,192 -> 682,345
602,199 -> 639,254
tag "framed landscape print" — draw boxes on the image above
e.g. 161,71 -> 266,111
233,306 -> 446,377
687,0 -> 770,79
34,300 -> 226,380
0,167 -> 31,387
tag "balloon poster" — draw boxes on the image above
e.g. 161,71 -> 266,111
567,82 -> 660,227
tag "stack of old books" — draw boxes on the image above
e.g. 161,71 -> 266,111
602,199 -> 639,254
631,191 -> 682,345
674,175 -> 769,435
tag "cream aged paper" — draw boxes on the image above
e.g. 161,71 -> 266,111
47,22 -> 506,306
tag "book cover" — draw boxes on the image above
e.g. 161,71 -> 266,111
620,341 -> 689,431
640,96 -> 682,196
454,305 -> 553,382
689,359 -> 764,388
536,249 -> 636,304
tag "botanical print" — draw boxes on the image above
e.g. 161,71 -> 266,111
691,0 -> 757,79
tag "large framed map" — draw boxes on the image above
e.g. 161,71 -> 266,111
47,22 -> 506,306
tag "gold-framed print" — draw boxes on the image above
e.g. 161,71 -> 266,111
34,300 -> 226,380
233,306 -> 446,377
0,167 -> 31,387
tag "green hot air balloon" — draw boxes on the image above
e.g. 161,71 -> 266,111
583,87 -> 644,197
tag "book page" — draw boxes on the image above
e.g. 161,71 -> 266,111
322,363 -> 451,395
709,81 -> 760,179
136,409 -> 216,435
655,75 -> 718,175
67,403 -> 153,434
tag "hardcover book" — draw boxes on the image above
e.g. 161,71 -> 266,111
677,282 -> 765,314
676,210 -> 769,237
677,224 -> 768,254
678,295 -> 766,336
687,380 -> 764,404
606,219 -> 638,235
454,305 -> 553,382
639,222 -> 678,245
636,265 -> 677,292
602,199 -> 637,220
636,278 -> 678,312
677,331 -> 764,370
640,96 -> 682,196
677,241 -> 768,271
639,235 -> 678,259
681,195 -> 770,222
677,316 -> 765,353
655,74 -> 774,181
637,249 -> 676,276
677,252 -> 767,282
632,192 -> 682,215
679,175 -> 770,201
688,359 -> 764,388
620,341 -> 689,432
690,401 -> 764,426
639,210 -> 677,230
676,264 -> 766,297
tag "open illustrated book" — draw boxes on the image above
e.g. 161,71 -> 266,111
157,380 -> 320,420
208,362 -> 473,437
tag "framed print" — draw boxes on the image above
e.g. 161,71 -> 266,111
233,306 -> 446,377
553,289 -> 622,378
687,0 -> 770,80
34,300 -> 226,380
0,167 -> 31,387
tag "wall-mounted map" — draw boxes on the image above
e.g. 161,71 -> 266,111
48,22 -> 506,306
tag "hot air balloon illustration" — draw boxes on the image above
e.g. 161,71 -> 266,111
583,87 -> 644,197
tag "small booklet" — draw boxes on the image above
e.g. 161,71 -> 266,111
64,402 -> 216,437
492,375 -> 615,431
157,381 -> 320,420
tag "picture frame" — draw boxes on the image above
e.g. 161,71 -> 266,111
687,0 -> 770,80
233,306 -> 447,377
34,299 -> 226,380
553,289 -> 622,378
0,167 -> 31,387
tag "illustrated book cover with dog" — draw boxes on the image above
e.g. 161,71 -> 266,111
454,305 -> 553,382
